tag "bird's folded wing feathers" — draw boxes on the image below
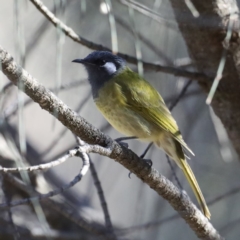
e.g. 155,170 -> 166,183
113,70 -> 194,155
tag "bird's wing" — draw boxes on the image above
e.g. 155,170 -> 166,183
113,69 -> 194,155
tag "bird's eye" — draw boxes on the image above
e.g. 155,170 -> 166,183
94,59 -> 106,66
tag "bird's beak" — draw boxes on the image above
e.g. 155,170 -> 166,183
72,59 -> 85,64
72,59 -> 94,66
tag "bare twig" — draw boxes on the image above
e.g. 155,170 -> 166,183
128,5 -> 144,76
0,82 -> 13,94
184,0 -> 199,18
206,11 -> 235,104
165,89 -> 201,104
115,16 -> 173,65
169,79 -> 192,110
165,155 -> 183,189
76,137 -> 115,234
118,0 -> 177,28
29,0 -> 211,81
118,183 -> 240,236
117,213 -> 179,235
0,147 -> 90,209
89,158 -> 116,239
208,185 -> 240,206
104,0 -> 118,53
220,217 -> 240,235
0,148 -> 77,173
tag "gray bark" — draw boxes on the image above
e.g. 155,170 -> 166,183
168,0 -> 240,157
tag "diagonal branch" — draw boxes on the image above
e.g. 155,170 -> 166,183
0,45 -> 222,239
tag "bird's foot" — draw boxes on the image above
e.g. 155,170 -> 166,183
115,139 -> 129,148
128,158 -> 152,179
115,136 -> 138,149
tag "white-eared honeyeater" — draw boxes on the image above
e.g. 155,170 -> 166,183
72,51 -> 210,219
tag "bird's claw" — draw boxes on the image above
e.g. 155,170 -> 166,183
127,159 -> 152,179
118,142 -> 129,148
115,138 -> 129,148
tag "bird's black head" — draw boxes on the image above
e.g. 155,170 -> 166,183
72,51 -> 126,98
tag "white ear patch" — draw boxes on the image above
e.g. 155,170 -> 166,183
103,62 -> 117,74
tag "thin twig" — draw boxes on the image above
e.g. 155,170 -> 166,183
184,0 -> 199,18
89,159 -> 117,239
164,79 -> 193,190
104,0 -> 118,53
165,89 -> 201,104
0,82 -> 13,94
0,148 -> 77,173
220,217 -> 240,235
169,79 -> 192,111
118,184 -> 240,235
0,147 -> 90,209
29,0 -> 210,81
206,11 -> 235,104
117,213 -> 179,235
128,5 -> 144,76
166,155 -> 183,189
54,0 -> 66,98
115,16 -> 173,65
76,137 -> 115,235
118,0 -> 177,29
208,185 -> 240,206
0,82 -> 14,112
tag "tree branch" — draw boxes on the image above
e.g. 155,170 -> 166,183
0,45 -> 222,239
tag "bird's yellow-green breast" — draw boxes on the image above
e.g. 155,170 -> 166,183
94,68 -> 168,139
94,68 -> 154,138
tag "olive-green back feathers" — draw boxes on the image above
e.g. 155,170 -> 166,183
112,68 -> 194,155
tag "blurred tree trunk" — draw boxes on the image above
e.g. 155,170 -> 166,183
169,0 -> 240,157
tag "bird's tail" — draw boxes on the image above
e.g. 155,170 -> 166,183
155,137 -> 211,218
180,157 -> 211,219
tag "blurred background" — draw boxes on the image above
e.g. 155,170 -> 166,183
0,0 -> 240,239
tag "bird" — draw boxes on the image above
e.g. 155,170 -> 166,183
72,51 -> 211,219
